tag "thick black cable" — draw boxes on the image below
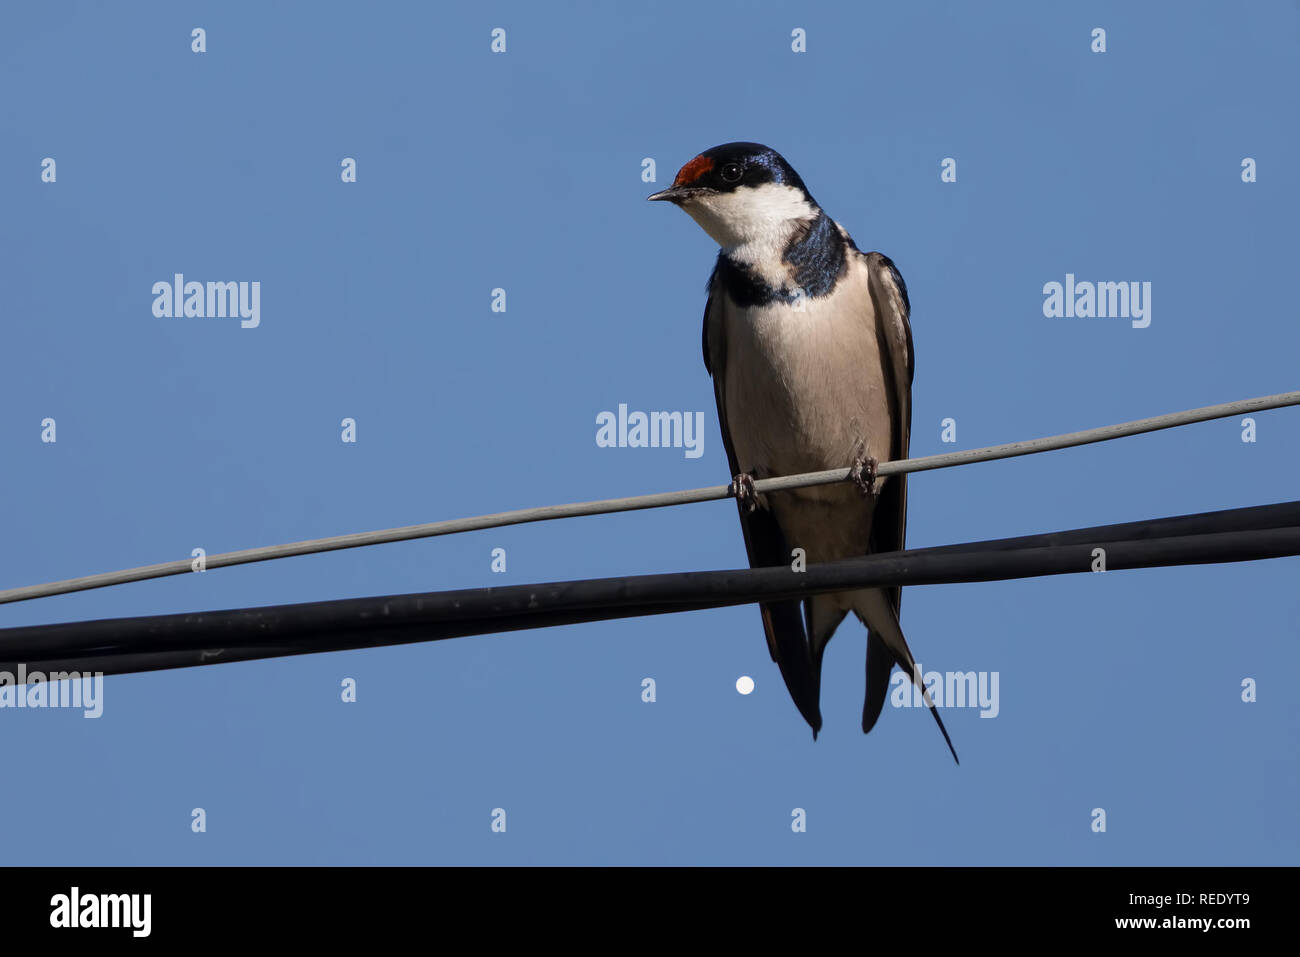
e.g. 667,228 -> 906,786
2,501 -> 1299,678
6,390 -> 1298,605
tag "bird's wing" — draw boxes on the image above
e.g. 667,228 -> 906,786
703,263 -> 823,736
861,251 -> 915,735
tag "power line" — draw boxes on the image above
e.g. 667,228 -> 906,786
4,500 -> 1300,678
2,389 -> 1297,606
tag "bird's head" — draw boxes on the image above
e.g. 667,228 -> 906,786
648,142 -> 819,252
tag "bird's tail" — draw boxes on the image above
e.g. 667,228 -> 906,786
854,589 -> 959,765
760,601 -> 824,738
806,594 -> 847,739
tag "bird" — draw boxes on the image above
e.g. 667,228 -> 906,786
649,142 -> 958,763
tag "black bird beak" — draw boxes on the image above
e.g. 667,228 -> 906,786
646,185 -> 706,204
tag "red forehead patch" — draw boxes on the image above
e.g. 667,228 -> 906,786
672,155 -> 714,187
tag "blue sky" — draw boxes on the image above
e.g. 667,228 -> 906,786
0,1 -> 1296,864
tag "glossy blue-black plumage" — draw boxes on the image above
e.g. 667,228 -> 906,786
689,142 -> 813,199
784,210 -> 849,298
693,144 -> 851,309
709,209 -> 849,308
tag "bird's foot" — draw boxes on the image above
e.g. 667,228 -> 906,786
849,443 -> 879,499
731,472 -> 758,513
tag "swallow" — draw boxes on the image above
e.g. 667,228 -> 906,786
650,142 -> 957,762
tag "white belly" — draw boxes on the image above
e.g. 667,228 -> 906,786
719,263 -> 895,563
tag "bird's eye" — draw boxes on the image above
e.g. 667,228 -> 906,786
720,163 -> 743,183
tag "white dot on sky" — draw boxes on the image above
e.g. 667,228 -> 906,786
736,675 -> 755,695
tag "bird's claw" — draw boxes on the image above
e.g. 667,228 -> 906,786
731,472 -> 758,513
850,446 -> 879,498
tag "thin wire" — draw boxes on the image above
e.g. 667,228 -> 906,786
2,389 -> 1296,605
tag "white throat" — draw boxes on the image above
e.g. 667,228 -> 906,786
682,183 -> 816,275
